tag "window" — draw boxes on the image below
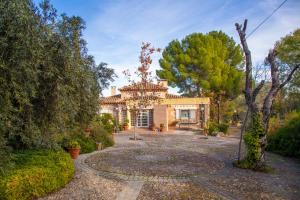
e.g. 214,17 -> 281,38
176,109 -> 196,120
130,110 -> 150,127
180,110 -> 190,119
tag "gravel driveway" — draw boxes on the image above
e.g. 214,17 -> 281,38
41,129 -> 300,200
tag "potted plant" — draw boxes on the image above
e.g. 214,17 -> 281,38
160,123 -> 166,132
84,127 -> 91,136
149,123 -> 156,131
123,119 -> 129,130
67,140 -> 81,159
96,142 -> 102,151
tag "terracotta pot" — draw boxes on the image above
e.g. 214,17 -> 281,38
96,142 -> 102,150
160,127 -> 166,132
123,125 -> 129,130
149,126 -> 155,131
68,148 -> 80,159
84,128 -> 91,136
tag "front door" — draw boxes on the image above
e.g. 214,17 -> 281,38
137,110 -> 149,127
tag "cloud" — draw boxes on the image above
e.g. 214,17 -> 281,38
79,0 -> 300,96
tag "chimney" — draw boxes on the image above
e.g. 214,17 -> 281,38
158,79 -> 168,88
111,86 -> 116,96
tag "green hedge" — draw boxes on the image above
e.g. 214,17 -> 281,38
0,150 -> 74,200
267,115 -> 300,159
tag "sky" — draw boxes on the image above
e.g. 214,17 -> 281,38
44,0 -> 300,96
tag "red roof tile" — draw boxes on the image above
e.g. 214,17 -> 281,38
166,94 -> 184,99
100,94 -> 123,104
119,82 -> 167,91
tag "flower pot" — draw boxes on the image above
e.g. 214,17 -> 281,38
123,125 -> 129,130
96,142 -> 102,150
149,125 -> 155,131
68,148 -> 80,159
160,127 -> 166,132
84,128 -> 91,136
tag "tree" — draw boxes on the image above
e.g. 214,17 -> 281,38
235,20 -> 300,169
123,42 -> 161,140
156,31 -> 244,123
95,62 -> 117,95
0,0 -> 115,149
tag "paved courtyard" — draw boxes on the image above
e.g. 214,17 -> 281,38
41,129 -> 300,200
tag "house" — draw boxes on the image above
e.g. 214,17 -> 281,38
100,80 -> 210,131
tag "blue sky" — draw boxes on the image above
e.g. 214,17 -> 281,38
46,0 -> 300,96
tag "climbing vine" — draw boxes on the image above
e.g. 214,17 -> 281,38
236,113 -> 264,169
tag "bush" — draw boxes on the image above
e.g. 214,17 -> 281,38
208,122 -> 229,136
267,113 -> 300,159
0,150 -> 74,200
90,124 -> 114,148
0,138 -> 12,175
218,123 -> 229,134
66,140 -> 81,149
208,122 -> 219,136
93,114 -> 116,134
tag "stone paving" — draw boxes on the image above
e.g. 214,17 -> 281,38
41,128 -> 300,200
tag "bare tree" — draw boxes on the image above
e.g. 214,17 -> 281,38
235,19 -> 300,168
123,42 -> 161,140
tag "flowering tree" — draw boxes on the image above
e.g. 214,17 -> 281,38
123,42 -> 161,140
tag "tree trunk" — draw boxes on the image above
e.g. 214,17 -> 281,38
134,111 -> 137,140
217,99 -> 220,124
235,20 -> 300,168
236,20 -> 266,167
238,108 -> 249,161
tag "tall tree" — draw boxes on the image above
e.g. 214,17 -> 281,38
95,62 -> 117,95
235,20 -> 300,169
0,0 -> 115,149
156,31 -> 244,123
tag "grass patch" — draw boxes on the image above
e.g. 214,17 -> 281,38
0,150 -> 74,200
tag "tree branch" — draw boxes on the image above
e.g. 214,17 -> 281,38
279,64 -> 300,90
235,19 -> 253,108
253,80 -> 265,101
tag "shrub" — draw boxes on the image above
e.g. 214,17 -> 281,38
90,124 -> 114,148
267,113 -> 300,159
93,114 -> 116,134
0,138 -> 12,175
62,133 -> 96,154
123,119 -> 129,126
268,116 -> 282,135
0,150 -> 74,200
66,140 -> 80,149
208,122 -> 229,136
218,123 -> 229,134
208,122 -> 219,136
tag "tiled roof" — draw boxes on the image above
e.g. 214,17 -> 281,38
100,93 -> 185,105
166,94 -> 184,99
100,94 -> 123,104
119,82 -> 167,91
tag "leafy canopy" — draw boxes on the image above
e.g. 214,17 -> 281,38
156,31 -> 243,98
0,0 -> 115,149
